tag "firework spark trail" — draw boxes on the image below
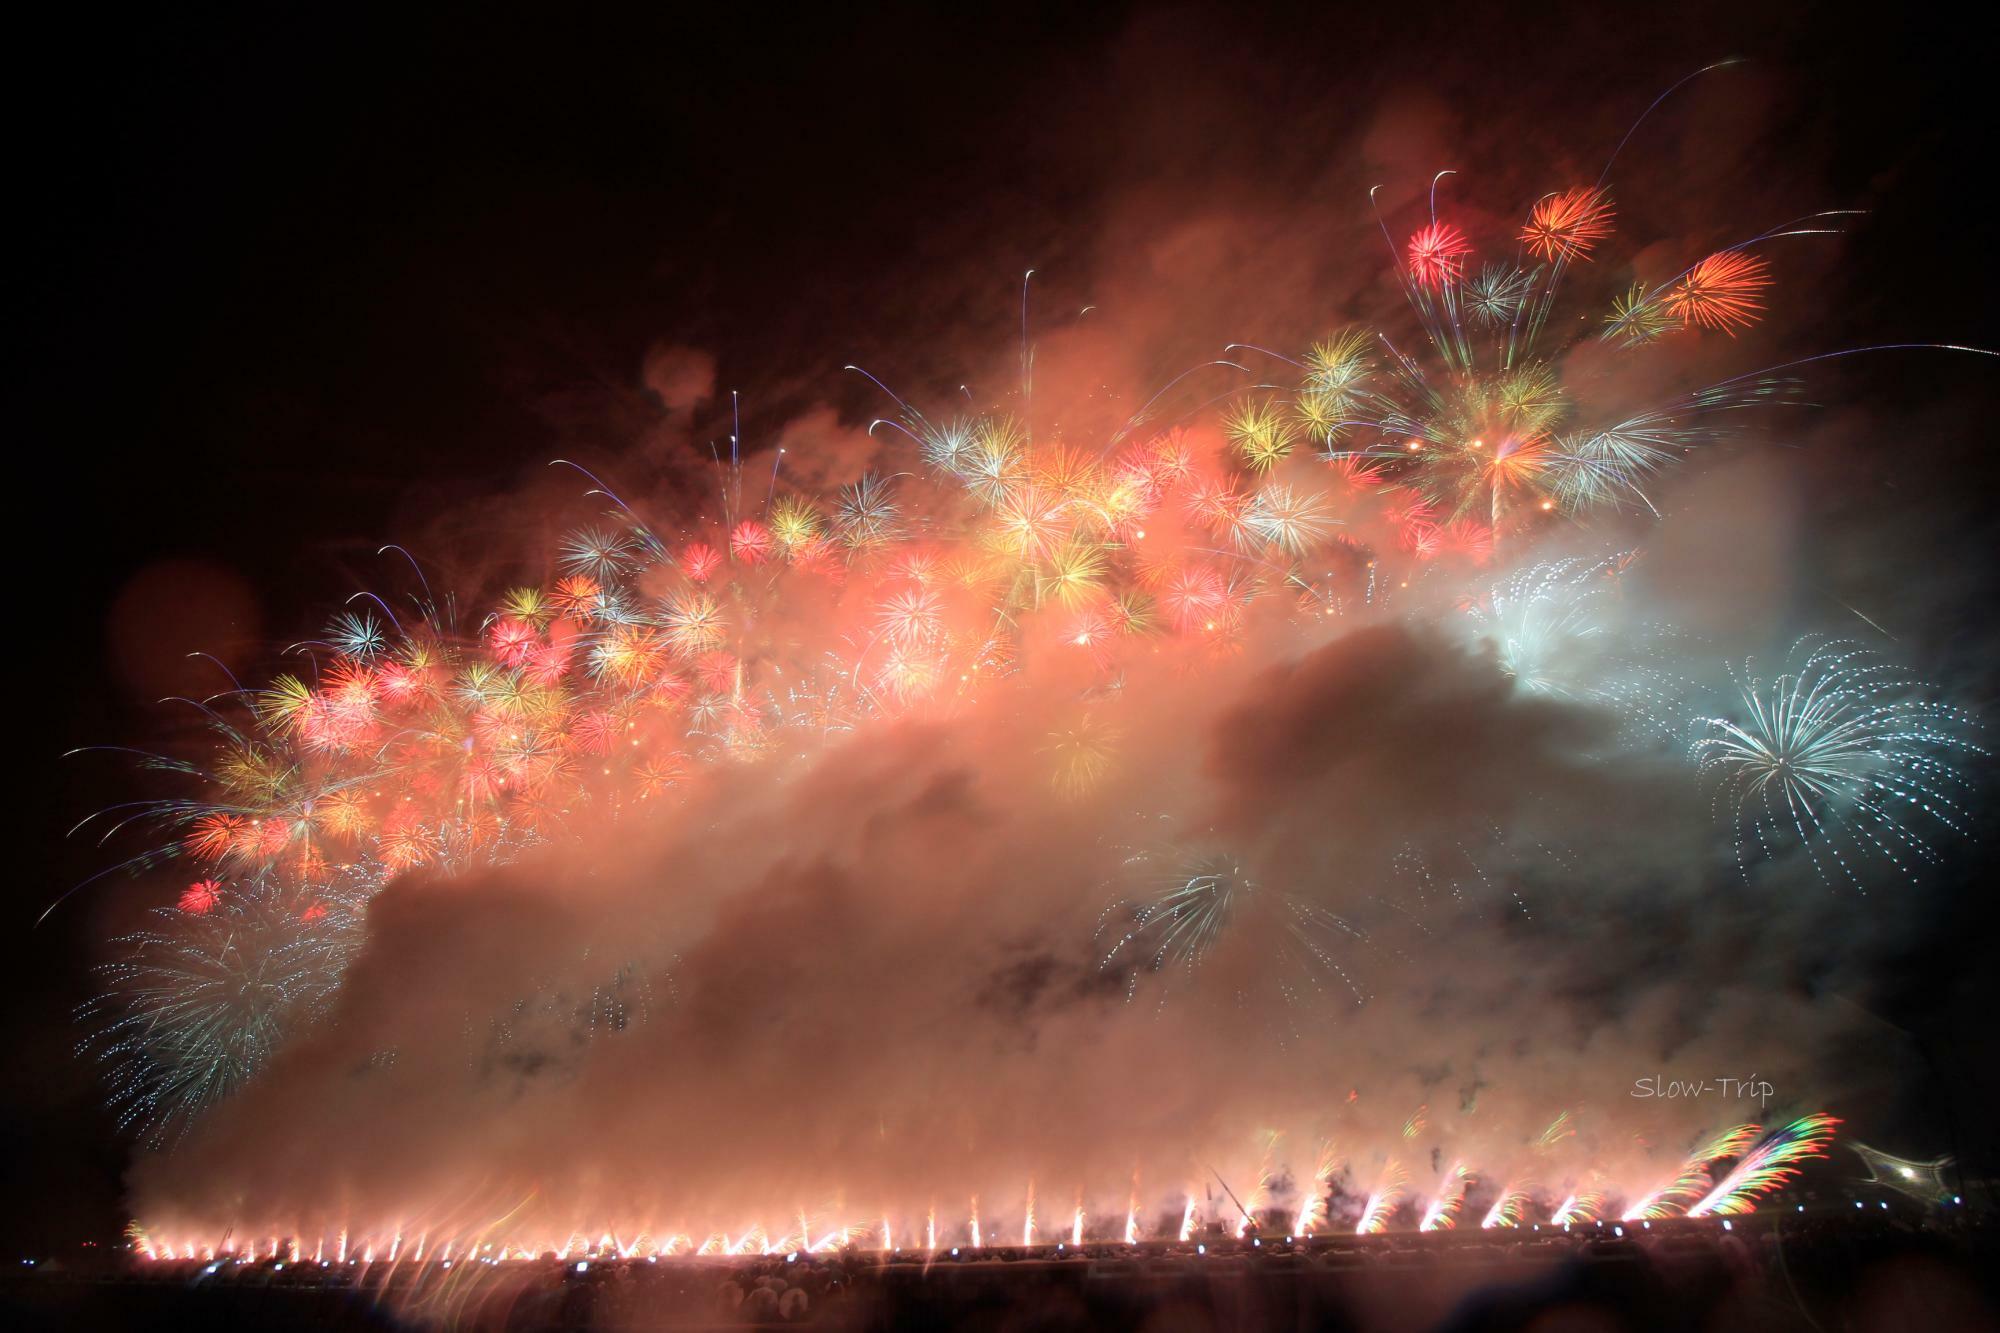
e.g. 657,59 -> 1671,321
1622,1124 -> 1761,1220
1419,1163 -> 1470,1232
1479,1184 -> 1532,1230
1228,1136 -> 1280,1237
1550,1190 -> 1606,1227
1355,1162 -> 1407,1235
1293,1142 -> 1341,1236
1689,1115 -> 1842,1217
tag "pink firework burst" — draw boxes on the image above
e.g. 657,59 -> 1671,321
1406,221 -> 1472,289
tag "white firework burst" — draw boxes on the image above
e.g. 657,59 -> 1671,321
1692,638 -> 1981,888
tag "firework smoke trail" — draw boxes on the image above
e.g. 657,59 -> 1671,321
1689,1115 -> 1842,1218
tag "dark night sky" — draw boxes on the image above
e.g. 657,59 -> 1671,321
13,2 -> 1998,1256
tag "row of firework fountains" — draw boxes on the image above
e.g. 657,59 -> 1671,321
131,1114 -> 1841,1262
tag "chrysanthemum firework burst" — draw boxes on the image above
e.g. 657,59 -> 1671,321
1520,186 -> 1615,264
82,873 -> 365,1149
1666,250 -> 1772,334
1693,639 -> 1982,888
1405,221 -> 1472,290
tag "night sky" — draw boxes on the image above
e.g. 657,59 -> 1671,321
14,2 -> 1999,1257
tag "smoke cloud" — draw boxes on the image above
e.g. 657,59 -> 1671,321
131,610 -> 1891,1244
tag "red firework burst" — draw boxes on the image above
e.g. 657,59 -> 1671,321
1406,222 -> 1472,289
178,880 -> 223,914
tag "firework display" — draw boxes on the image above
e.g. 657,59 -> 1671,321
1693,640 -> 1980,888
137,1118 -> 1832,1264
68,66 -> 1989,1267
1688,1114 -> 1844,1217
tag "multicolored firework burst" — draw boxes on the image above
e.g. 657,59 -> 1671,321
1212,144 -> 1852,557
1621,1124 -> 1762,1220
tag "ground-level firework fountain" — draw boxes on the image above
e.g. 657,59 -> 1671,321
125,1113 -> 1839,1265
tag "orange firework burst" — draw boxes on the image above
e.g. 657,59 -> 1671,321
1520,187 -> 1614,263
1665,251 -> 1771,334
1405,221 -> 1472,289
